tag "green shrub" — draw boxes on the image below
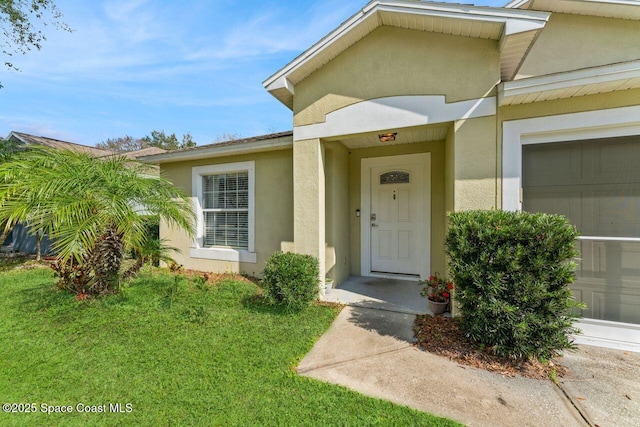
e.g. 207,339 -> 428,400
261,252 -> 320,311
446,210 -> 583,360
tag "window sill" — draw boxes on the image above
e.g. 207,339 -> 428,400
189,247 -> 257,264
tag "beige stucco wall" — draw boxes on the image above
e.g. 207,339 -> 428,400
444,123 -> 455,216
324,142 -> 350,285
347,141 -> 446,278
292,139 -> 326,290
293,26 -> 500,127
453,116 -> 499,211
517,13 -> 640,79
160,149 -> 293,276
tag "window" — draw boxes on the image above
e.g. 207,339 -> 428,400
202,172 -> 249,249
380,171 -> 410,185
191,162 -> 256,263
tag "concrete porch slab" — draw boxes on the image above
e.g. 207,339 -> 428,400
324,276 -> 428,315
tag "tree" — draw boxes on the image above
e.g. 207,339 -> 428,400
1,0 -> 71,87
0,147 -> 195,295
141,130 -> 196,151
0,137 -> 22,245
212,132 -> 243,143
95,135 -> 146,153
0,137 -> 21,161
96,130 -> 197,153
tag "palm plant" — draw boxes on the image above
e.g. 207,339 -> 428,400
0,147 -> 194,294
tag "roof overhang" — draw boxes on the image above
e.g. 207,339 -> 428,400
505,0 -> 640,21
264,0 -> 550,109
498,59 -> 640,106
138,133 -> 293,164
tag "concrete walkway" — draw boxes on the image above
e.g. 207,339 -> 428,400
298,306 -> 640,427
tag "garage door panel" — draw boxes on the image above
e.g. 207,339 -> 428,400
523,189 -> 582,226
523,137 -> 640,325
593,138 -> 640,183
591,188 -> 640,238
523,144 -> 582,186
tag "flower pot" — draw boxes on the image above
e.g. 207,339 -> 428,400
428,299 -> 449,315
325,279 -> 333,291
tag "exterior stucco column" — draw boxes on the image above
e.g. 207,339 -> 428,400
293,138 -> 326,294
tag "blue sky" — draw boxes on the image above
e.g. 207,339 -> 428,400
0,0 -> 508,147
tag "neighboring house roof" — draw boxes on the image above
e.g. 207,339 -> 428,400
99,146 -> 168,160
138,131 -> 293,164
7,131 -> 114,157
263,0 -> 551,108
505,0 -> 640,21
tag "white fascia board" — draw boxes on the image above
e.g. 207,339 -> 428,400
6,131 -> 27,143
499,60 -> 640,105
267,76 -> 295,95
139,137 -> 293,165
263,4 -> 372,90
263,0 -> 549,93
378,1 -> 549,28
503,16 -> 547,35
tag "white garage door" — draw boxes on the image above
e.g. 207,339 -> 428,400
523,136 -> 640,325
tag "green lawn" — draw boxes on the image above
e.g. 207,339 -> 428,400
0,266 -> 460,426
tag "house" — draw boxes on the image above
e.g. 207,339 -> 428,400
141,0 -> 640,351
1,132 -> 166,254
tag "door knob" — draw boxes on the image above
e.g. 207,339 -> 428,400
371,223 -> 379,227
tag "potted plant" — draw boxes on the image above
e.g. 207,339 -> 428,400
420,273 -> 453,315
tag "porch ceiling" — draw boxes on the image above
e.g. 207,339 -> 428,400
334,124 -> 449,149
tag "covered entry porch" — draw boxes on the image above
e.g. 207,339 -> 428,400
323,276 -> 429,315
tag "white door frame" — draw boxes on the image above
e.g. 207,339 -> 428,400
361,153 -> 430,280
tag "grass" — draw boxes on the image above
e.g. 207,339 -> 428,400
0,266 -> 460,426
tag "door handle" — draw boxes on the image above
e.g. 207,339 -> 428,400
371,223 -> 379,227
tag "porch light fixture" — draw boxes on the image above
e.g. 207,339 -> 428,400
378,132 -> 397,142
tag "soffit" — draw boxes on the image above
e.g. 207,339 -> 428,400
334,124 -> 449,149
264,1 -> 550,109
506,0 -> 640,21
499,59 -> 640,106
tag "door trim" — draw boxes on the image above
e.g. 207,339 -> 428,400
361,153 -> 430,280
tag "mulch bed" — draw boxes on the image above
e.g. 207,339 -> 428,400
413,314 -> 567,380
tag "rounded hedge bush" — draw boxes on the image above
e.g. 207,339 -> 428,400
446,210 -> 583,360
261,251 -> 320,311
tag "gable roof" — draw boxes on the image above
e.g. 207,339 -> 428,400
263,0 -> 550,109
505,0 -> 640,21
7,131 -> 113,157
138,131 -> 293,164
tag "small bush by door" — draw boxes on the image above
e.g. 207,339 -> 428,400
261,252 -> 320,312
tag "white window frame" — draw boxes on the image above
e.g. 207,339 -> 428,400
191,161 -> 256,263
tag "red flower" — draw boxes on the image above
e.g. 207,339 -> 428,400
442,292 -> 450,299
447,282 -> 454,290
428,276 -> 435,281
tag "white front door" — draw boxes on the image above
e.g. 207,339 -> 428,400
361,153 -> 430,278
